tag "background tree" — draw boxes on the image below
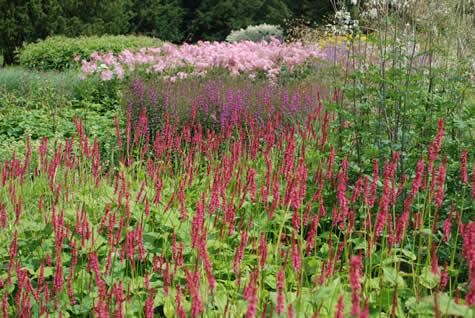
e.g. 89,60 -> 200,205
188,0 -> 262,41
0,0 -> 63,65
284,0 -> 332,24
256,0 -> 292,25
60,0 -> 132,36
130,0 -> 184,43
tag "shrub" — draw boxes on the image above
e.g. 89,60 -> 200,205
226,24 -> 283,43
17,35 -> 161,71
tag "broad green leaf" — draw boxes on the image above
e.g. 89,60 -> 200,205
419,266 -> 440,289
382,267 -> 406,287
164,297 -> 175,318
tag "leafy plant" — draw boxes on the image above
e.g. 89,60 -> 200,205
18,35 -> 161,71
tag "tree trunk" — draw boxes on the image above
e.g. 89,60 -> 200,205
3,49 -> 15,66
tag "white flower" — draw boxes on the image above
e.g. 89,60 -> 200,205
369,8 -> 378,18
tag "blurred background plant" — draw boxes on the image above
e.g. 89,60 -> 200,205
301,0 -> 475,175
226,24 -> 284,42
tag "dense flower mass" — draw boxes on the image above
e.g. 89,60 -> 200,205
80,39 -> 325,81
0,92 -> 473,316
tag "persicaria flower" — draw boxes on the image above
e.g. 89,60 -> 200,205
276,270 -> 285,315
306,215 -> 319,256
326,146 -> 335,179
287,304 -> 294,318
186,269 -> 204,318
243,271 -> 259,318
462,222 -> 475,305
351,176 -> 363,203
334,295 -> 345,318
461,150 -> 468,184
440,263 -> 448,290
349,255 -> 362,316
443,210 -> 453,242
0,203 -> 6,228
429,118 -> 444,162
176,285 -> 186,318
434,161 -> 446,208
291,232 -> 301,273
144,288 -> 155,318
233,231 -> 248,273
258,233 -> 267,268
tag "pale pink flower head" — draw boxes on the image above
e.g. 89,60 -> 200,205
115,65 -> 125,79
100,70 -> 114,81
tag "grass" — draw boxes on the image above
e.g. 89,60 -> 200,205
0,66 -> 82,98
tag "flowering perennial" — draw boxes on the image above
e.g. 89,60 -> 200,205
80,39 -> 324,81
0,96 -> 473,317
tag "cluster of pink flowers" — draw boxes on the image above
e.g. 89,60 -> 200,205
80,39 -> 324,81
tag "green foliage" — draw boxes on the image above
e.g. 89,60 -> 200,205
183,0 -> 332,41
284,0 -> 333,24
0,66 -> 80,97
60,0 -> 132,36
0,0 -> 63,64
186,0 -> 292,41
0,87 -> 118,162
0,66 -> 122,110
226,24 -> 283,42
130,0 -> 184,43
189,0 -> 262,41
18,35 -> 161,71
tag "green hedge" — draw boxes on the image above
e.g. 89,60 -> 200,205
17,35 -> 161,71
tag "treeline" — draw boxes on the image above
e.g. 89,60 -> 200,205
0,0 -> 333,65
